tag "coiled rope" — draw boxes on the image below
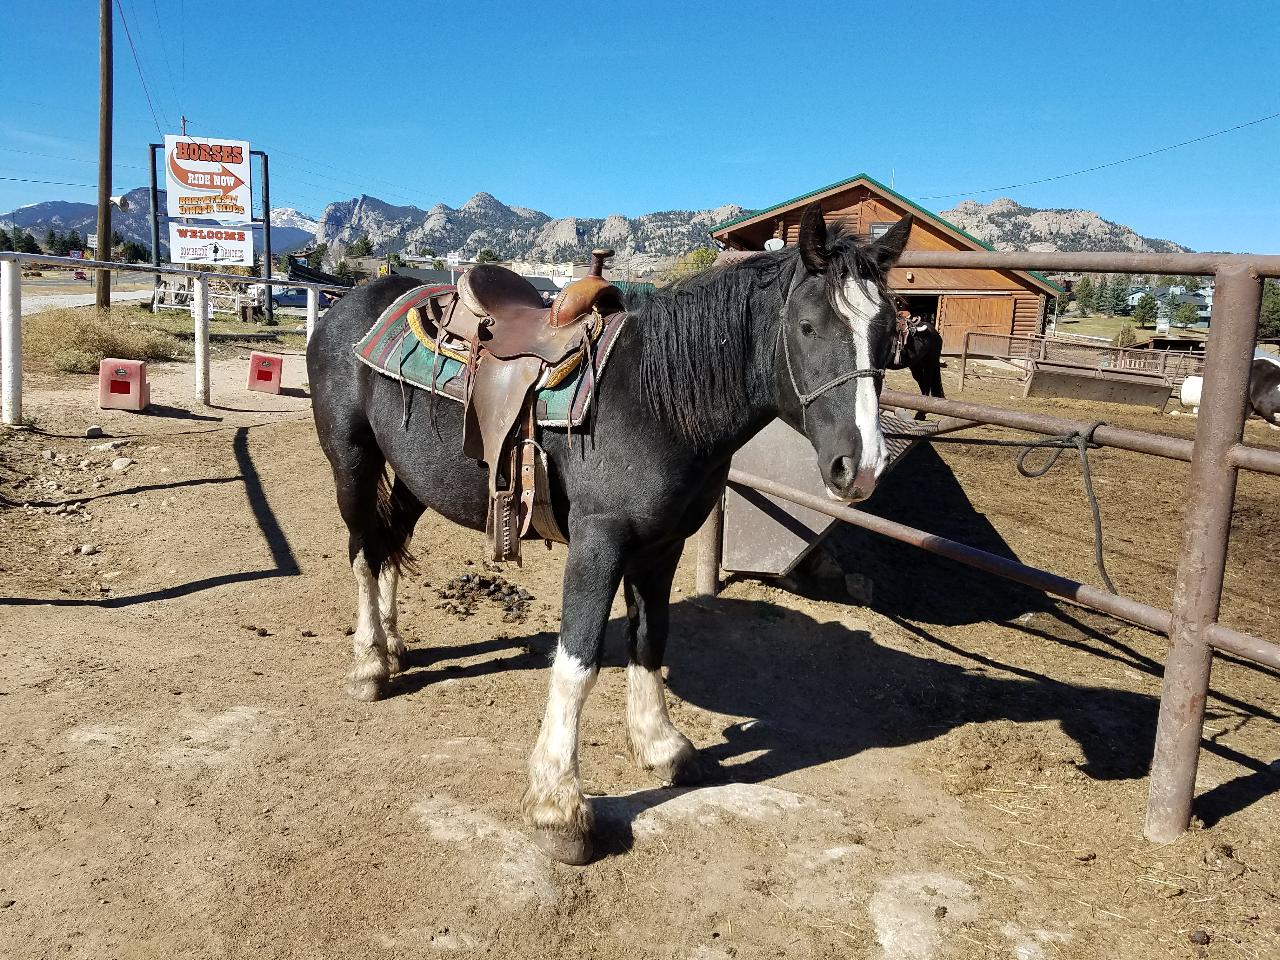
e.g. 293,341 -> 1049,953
885,421 -> 1117,594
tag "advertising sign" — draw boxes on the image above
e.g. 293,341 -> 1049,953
168,223 -> 254,267
164,135 -> 252,223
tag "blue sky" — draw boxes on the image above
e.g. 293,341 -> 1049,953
1,0 -> 1277,251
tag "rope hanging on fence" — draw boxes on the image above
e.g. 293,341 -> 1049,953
885,421 -> 1117,594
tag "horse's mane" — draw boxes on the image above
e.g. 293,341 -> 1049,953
631,226 -> 887,450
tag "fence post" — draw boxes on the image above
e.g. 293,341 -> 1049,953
694,498 -> 724,597
958,332 -> 969,394
193,275 -> 210,405
1,259 -> 21,426
306,287 -> 319,342
1144,264 -> 1262,843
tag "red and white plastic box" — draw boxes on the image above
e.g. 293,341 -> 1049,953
97,358 -> 150,411
247,351 -> 284,394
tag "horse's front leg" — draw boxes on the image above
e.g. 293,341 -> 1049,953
624,544 -> 700,785
522,519 -> 626,865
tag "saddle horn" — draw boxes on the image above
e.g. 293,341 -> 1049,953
589,248 -> 614,279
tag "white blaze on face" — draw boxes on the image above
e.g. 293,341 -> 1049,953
834,275 -> 888,494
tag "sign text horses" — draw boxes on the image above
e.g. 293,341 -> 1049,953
164,135 -> 252,224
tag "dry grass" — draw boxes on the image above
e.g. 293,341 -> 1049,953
23,305 -> 188,374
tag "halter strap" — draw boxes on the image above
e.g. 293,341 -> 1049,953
778,319 -> 883,425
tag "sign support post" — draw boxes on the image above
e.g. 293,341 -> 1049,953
148,142 -> 162,311
252,149 -> 274,326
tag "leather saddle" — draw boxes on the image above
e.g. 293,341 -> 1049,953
413,249 -> 625,562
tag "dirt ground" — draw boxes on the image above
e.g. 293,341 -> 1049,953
2,353 -> 1278,960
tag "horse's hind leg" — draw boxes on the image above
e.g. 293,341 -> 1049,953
324,433 -> 396,702
378,476 -> 425,674
624,544 -> 699,785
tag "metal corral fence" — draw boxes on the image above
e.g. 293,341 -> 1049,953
697,247 -> 1280,845
0,252 -> 345,422
959,331 -> 1207,392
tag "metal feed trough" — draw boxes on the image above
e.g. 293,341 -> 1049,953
959,331 -> 1208,408
697,247 -> 1280,845
721,412 -> 973,578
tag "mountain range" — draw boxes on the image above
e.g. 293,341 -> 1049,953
313,192 -> 746,274
4,188 -> 1191,268
939,198 -> 1189,254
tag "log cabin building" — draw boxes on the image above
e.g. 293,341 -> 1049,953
709,174 -> 1062,353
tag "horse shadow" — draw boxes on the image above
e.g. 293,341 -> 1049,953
791,443 -> 1052,626
590,595 -> 1161,855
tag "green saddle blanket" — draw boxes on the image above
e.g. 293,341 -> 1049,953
352,283 -> 627,428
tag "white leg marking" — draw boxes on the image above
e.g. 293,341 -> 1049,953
626,662 -> 695,783
345,550 -> 390,701
836,277 -> 889,494
378,563 -> 406,673
522,647 -> 596,836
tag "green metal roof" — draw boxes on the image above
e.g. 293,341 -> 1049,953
709,172 -> 1063,295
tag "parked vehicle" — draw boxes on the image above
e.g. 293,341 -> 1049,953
271,287 -> 310,308
270,286 -> 339,308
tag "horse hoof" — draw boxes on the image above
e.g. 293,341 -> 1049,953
651,743 -> 703,787
531,827 -> 593,866
344,677 -> 386,702
385,652 -> 405,675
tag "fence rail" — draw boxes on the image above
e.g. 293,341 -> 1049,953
698,247 -> 1280,844
0,252 -> 344,421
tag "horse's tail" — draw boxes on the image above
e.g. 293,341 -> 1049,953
375,467 -> 419,575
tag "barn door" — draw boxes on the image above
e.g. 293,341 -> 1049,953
937,296 -> 1015,354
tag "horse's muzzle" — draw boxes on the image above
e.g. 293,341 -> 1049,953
825,455 -> 880,503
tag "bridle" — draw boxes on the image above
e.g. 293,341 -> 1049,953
777,279 -> 885,427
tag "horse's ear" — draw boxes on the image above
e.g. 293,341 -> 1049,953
872,214 -> 913,270
798,203 -> 829,273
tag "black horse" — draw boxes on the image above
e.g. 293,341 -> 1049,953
886,308 -> 945,417
306,204 -> 912,864
1250,354 -> 1280,425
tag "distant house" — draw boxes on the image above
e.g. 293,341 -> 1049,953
709,173 -> 1062,353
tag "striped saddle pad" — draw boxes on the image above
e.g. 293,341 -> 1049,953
352,284 -> 628,428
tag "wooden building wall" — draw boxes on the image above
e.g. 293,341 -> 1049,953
719,182 -> 1052,347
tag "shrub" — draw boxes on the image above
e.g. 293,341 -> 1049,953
23,306 -> 187,374
1111,323 -> 1138,348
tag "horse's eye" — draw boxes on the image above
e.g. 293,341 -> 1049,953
798,319 -> 816,337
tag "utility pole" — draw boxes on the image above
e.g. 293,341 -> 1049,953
95,0 -> 113,310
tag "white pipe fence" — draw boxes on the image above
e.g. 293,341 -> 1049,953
0,252 -> 345,425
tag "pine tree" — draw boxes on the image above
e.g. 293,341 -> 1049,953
1133,294 -> 1158,327
1075,275 -> 1095,316
1095,276 -> 1111,315
18,230 -> 40,253
44,227 -> 57,252
1107,276 -> 1129,315
1259,280 -> 1280,340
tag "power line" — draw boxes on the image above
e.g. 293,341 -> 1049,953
148,0 -> 182,121
916,111 -> 1280,201
1,176 -> 98,187
0,145 -> 146,172
113,0 -> 166,135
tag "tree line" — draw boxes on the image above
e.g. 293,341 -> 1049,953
0,225 -> 150,263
